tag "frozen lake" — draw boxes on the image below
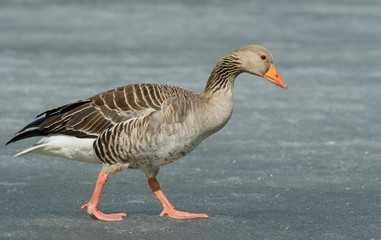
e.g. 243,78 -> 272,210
1,0 -> 380,239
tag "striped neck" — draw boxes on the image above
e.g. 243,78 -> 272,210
203,54 -> 243,94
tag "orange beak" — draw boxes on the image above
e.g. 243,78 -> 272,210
263,64 -> 287,89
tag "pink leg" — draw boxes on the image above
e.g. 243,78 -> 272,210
148,177 -> 209,219
81,171 -> 127,221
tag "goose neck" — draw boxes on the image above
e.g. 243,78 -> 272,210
203,54 -> 243,95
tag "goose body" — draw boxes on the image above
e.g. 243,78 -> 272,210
11,83 -> 233,176
7,45 -> 286,220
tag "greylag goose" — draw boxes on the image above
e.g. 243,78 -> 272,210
7,45 -> 286,221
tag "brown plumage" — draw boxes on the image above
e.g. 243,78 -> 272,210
7,45 -> 286,221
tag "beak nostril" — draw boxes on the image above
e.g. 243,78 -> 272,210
264,64 -> 286,88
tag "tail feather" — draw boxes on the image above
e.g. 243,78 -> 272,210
6,99 -> 93,146
6,129 -> 48,145
12,135 -> 100,163
14,142 -> 49,158
17,117 -> 47,133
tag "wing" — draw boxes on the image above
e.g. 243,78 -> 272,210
7,83 -> 196,144
93,95 -> 194,165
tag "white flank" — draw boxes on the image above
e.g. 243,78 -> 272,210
15,135 -> 101,164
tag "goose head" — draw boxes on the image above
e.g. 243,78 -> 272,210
234,45 -> 287,89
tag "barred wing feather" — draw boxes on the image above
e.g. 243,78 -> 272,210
7,83 -> 196,144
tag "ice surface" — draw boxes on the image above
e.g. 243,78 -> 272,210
1,0 -> 380,239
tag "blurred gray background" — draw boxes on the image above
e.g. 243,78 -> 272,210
1,0 -> 380,239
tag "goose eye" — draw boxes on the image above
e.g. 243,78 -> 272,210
261,55 -> 266,60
